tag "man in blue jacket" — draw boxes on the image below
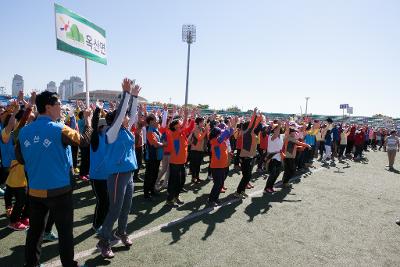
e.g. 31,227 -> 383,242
16,91 -> 92,267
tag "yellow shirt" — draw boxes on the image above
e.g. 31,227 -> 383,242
6,160 -> 27,188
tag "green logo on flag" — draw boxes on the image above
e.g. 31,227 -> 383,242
66,24 -> 84,43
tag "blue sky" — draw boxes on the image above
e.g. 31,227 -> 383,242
1,0 -> 399,117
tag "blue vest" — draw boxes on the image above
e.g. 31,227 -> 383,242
90,133 -> 109,180
0,131 -> 15,168
66,145 -> 73,167
304,134 -> 316,146
19,116 -> 72,191
145,126 -> 163,161
106,128 -> 137,174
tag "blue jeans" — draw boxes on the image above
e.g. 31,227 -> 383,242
100,171 -> 134,242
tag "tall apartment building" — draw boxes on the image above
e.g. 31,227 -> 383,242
12,74 -> 24,97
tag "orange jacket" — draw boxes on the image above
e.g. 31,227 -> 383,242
210,138 -> 229,168
169,120 -> 195,164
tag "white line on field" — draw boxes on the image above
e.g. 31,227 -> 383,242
45,166 -> 325,267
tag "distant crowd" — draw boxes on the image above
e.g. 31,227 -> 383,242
0,79 -> 399,267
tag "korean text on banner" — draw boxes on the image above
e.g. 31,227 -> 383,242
55,3 -> 107,65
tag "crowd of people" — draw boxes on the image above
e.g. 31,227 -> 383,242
0,78 -> 399,267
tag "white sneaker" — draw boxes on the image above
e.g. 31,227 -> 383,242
207,175 -> 213,181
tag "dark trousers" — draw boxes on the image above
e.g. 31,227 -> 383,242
346,140 -> 354,155
332,141 -> 339,157
144,159 -> 161,196
282,158 -> 296,184
71,146 -> 78,169
133,146 -> 143,180
45,212 -> 55,233
0,167 -> 9,185
296,150 -> 305,169
8,186 -> 28,223
257,148 -> 266,169
354,145 -> 363,158
236,157 -> 253,193
209,168 -> 226,202
265,159 -> 282,189
339,144 -> 346,158
319,141 -> 325,157
234,149 -> 241,166
190,150 -> 204,179
79,147 -> 90,176
90,179 -> 109,229
168,163 -> 185,201
306,146 -> 315,163
25,192 -> 77,267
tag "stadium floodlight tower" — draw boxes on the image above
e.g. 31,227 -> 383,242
182,24 -> 196,107
305,97 -> 310,116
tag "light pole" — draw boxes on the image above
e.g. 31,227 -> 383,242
182,24 -> 196,107
305,97 -> 310,116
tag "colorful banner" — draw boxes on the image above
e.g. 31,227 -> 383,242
55,4 -> 107,65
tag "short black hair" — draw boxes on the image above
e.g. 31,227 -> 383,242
224,117 -> 231,124
242,121 -> 250,131
195,117 -> 204,125
209,127 -> 221,140
36,91 -> 59,114
146,114 -> 156,125
169,119 -> 180,131
78,111 -> 84,120
105,110 -> 116,126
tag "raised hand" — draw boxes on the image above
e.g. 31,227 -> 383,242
109,101 -> 116,111
30,91 -> 37,106
121,78 -> 131,93
10,99 -> 19,110
83,108 -> 93,121
131,84 -> 141,97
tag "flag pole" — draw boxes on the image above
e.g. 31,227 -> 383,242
85,58 -> 89,107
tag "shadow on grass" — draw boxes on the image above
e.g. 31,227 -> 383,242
160,195 -> 241,244
0,245 -> 25,267
244,187 -> 299,222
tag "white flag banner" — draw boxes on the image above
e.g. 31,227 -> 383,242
55,4 -> 107,65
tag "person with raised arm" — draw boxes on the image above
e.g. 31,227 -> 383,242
96,78 -> 140,259
234,108 -> 262,199
155,104 -> 171,191
189,115 -> 207,184
166,108 -> 195,206
88,100 -> 110,233
208,117 -> 237,206
264,121 -> 286,193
